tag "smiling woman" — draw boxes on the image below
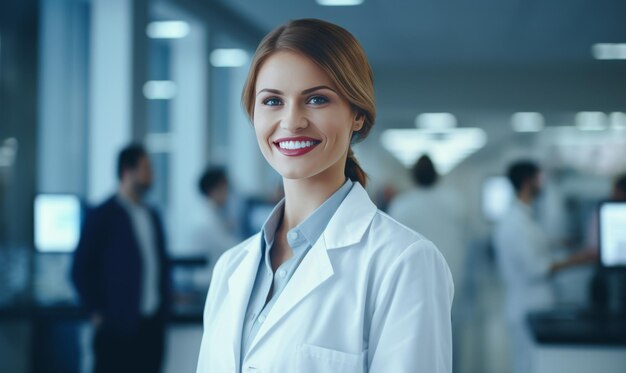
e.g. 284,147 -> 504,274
196,18 -> 454,373
251,50 -> 363,184
242,19 -> 375,187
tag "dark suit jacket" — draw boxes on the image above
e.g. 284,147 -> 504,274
71,195 -> 171,332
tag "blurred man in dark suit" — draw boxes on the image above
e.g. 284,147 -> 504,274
72,143 -> 170,373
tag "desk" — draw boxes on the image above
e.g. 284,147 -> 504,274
527,310 -> 626,373
0,304 -> 204,373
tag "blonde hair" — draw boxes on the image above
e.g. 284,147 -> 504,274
241,18 -> 375,186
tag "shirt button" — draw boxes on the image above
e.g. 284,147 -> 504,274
278,269 -> 287,278
258,314 -> 266,323
287,231 -> 298,241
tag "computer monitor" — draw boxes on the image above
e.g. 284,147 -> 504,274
34,194 -> 82,253
481,176 -> 514,223
599,201 -> 626,269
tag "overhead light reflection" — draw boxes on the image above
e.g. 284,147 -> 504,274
511,112 -> 544,132
610,112 -> 626,130
146,133 -> 172,153
381,128 -> 487,174
146,21 -> 190,39
415,113 -> 457,130
210,49 -> 249,67
592,43 -> 626,60
576,111 -> 607,131
143,81 -> 177,100
317,0 -> 364,6
0,137 -> 19,167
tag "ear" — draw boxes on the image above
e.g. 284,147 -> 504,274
353,111 -> 365,132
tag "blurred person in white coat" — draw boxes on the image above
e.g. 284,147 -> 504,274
388,155 -> 468,300
196,19 -> 454,373
493,160 -> 595,373
388,155 -> 467,372
188,167 -> 238,278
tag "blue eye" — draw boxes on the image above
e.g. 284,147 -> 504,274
263,97 -> 282,106
307,95 -> 329,105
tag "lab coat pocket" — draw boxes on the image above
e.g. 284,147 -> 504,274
295,344 -> 366,373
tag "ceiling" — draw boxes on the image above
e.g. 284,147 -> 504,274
212,0 -> 626,70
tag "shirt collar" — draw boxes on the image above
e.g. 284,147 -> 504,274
117,193 -> 136,209
261,179 -> 354,249
514,198 -> 533,216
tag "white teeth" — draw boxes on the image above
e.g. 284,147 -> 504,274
278,140 -> 317,150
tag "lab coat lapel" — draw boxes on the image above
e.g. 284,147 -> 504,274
247,236 -> 334,352
323,182 -> 377,250
245,183 -> 378,353
227,234 -> 262,368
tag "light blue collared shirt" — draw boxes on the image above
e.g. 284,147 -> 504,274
240,179 -> 354,359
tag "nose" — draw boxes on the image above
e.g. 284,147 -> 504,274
280,103 -> 308,131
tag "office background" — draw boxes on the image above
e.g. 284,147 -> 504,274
1,0 -> 625,372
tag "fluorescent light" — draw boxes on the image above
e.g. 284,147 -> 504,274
592,43 -> 626,60
146,21 -> 190,39
511,112 -> 544,132
381,128 -> 487,174
415,113 -> 457,130
143,80 -> 177,100
210,49 -> 249,67
317,0 -> 364,5
146,133 -> 173,153
576,111 -> 608,131
610,112 -> 626,130
0,137 -> 18,167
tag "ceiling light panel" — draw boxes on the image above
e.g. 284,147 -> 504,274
146,21 -> 190,39
511,112 -> 544,132
210,49 -> 249,67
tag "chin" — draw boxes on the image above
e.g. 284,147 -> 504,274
276,169 -> 311,180
273,163 -> 319,180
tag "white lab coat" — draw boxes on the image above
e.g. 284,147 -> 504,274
196,183 -> 454,373
493,199 -> 555,323
493,199 -> 554,373
187,199 -> 239,278
388,186 -> 468,297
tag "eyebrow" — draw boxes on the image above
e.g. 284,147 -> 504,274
256,85 -> 337,96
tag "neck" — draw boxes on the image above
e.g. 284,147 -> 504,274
517,190 -> 533,206
119,183 -> 141,204
281,161 -> 346,231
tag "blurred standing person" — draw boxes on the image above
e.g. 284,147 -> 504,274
72,144 -> 170,373
388,155 -> 468,372
388,155 -> 468,296
494,160 -> 594,373
189,166 -> 238,278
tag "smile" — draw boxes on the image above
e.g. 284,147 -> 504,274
273,137 -> 321,156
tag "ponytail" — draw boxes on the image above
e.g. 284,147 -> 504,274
345,147 -> 367,187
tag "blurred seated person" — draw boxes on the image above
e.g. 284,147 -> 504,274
388,155 -> 468,295
388,155 -> 469,372
187,167 -> 238,279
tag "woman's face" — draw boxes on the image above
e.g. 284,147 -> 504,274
253,51 -> 364,181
